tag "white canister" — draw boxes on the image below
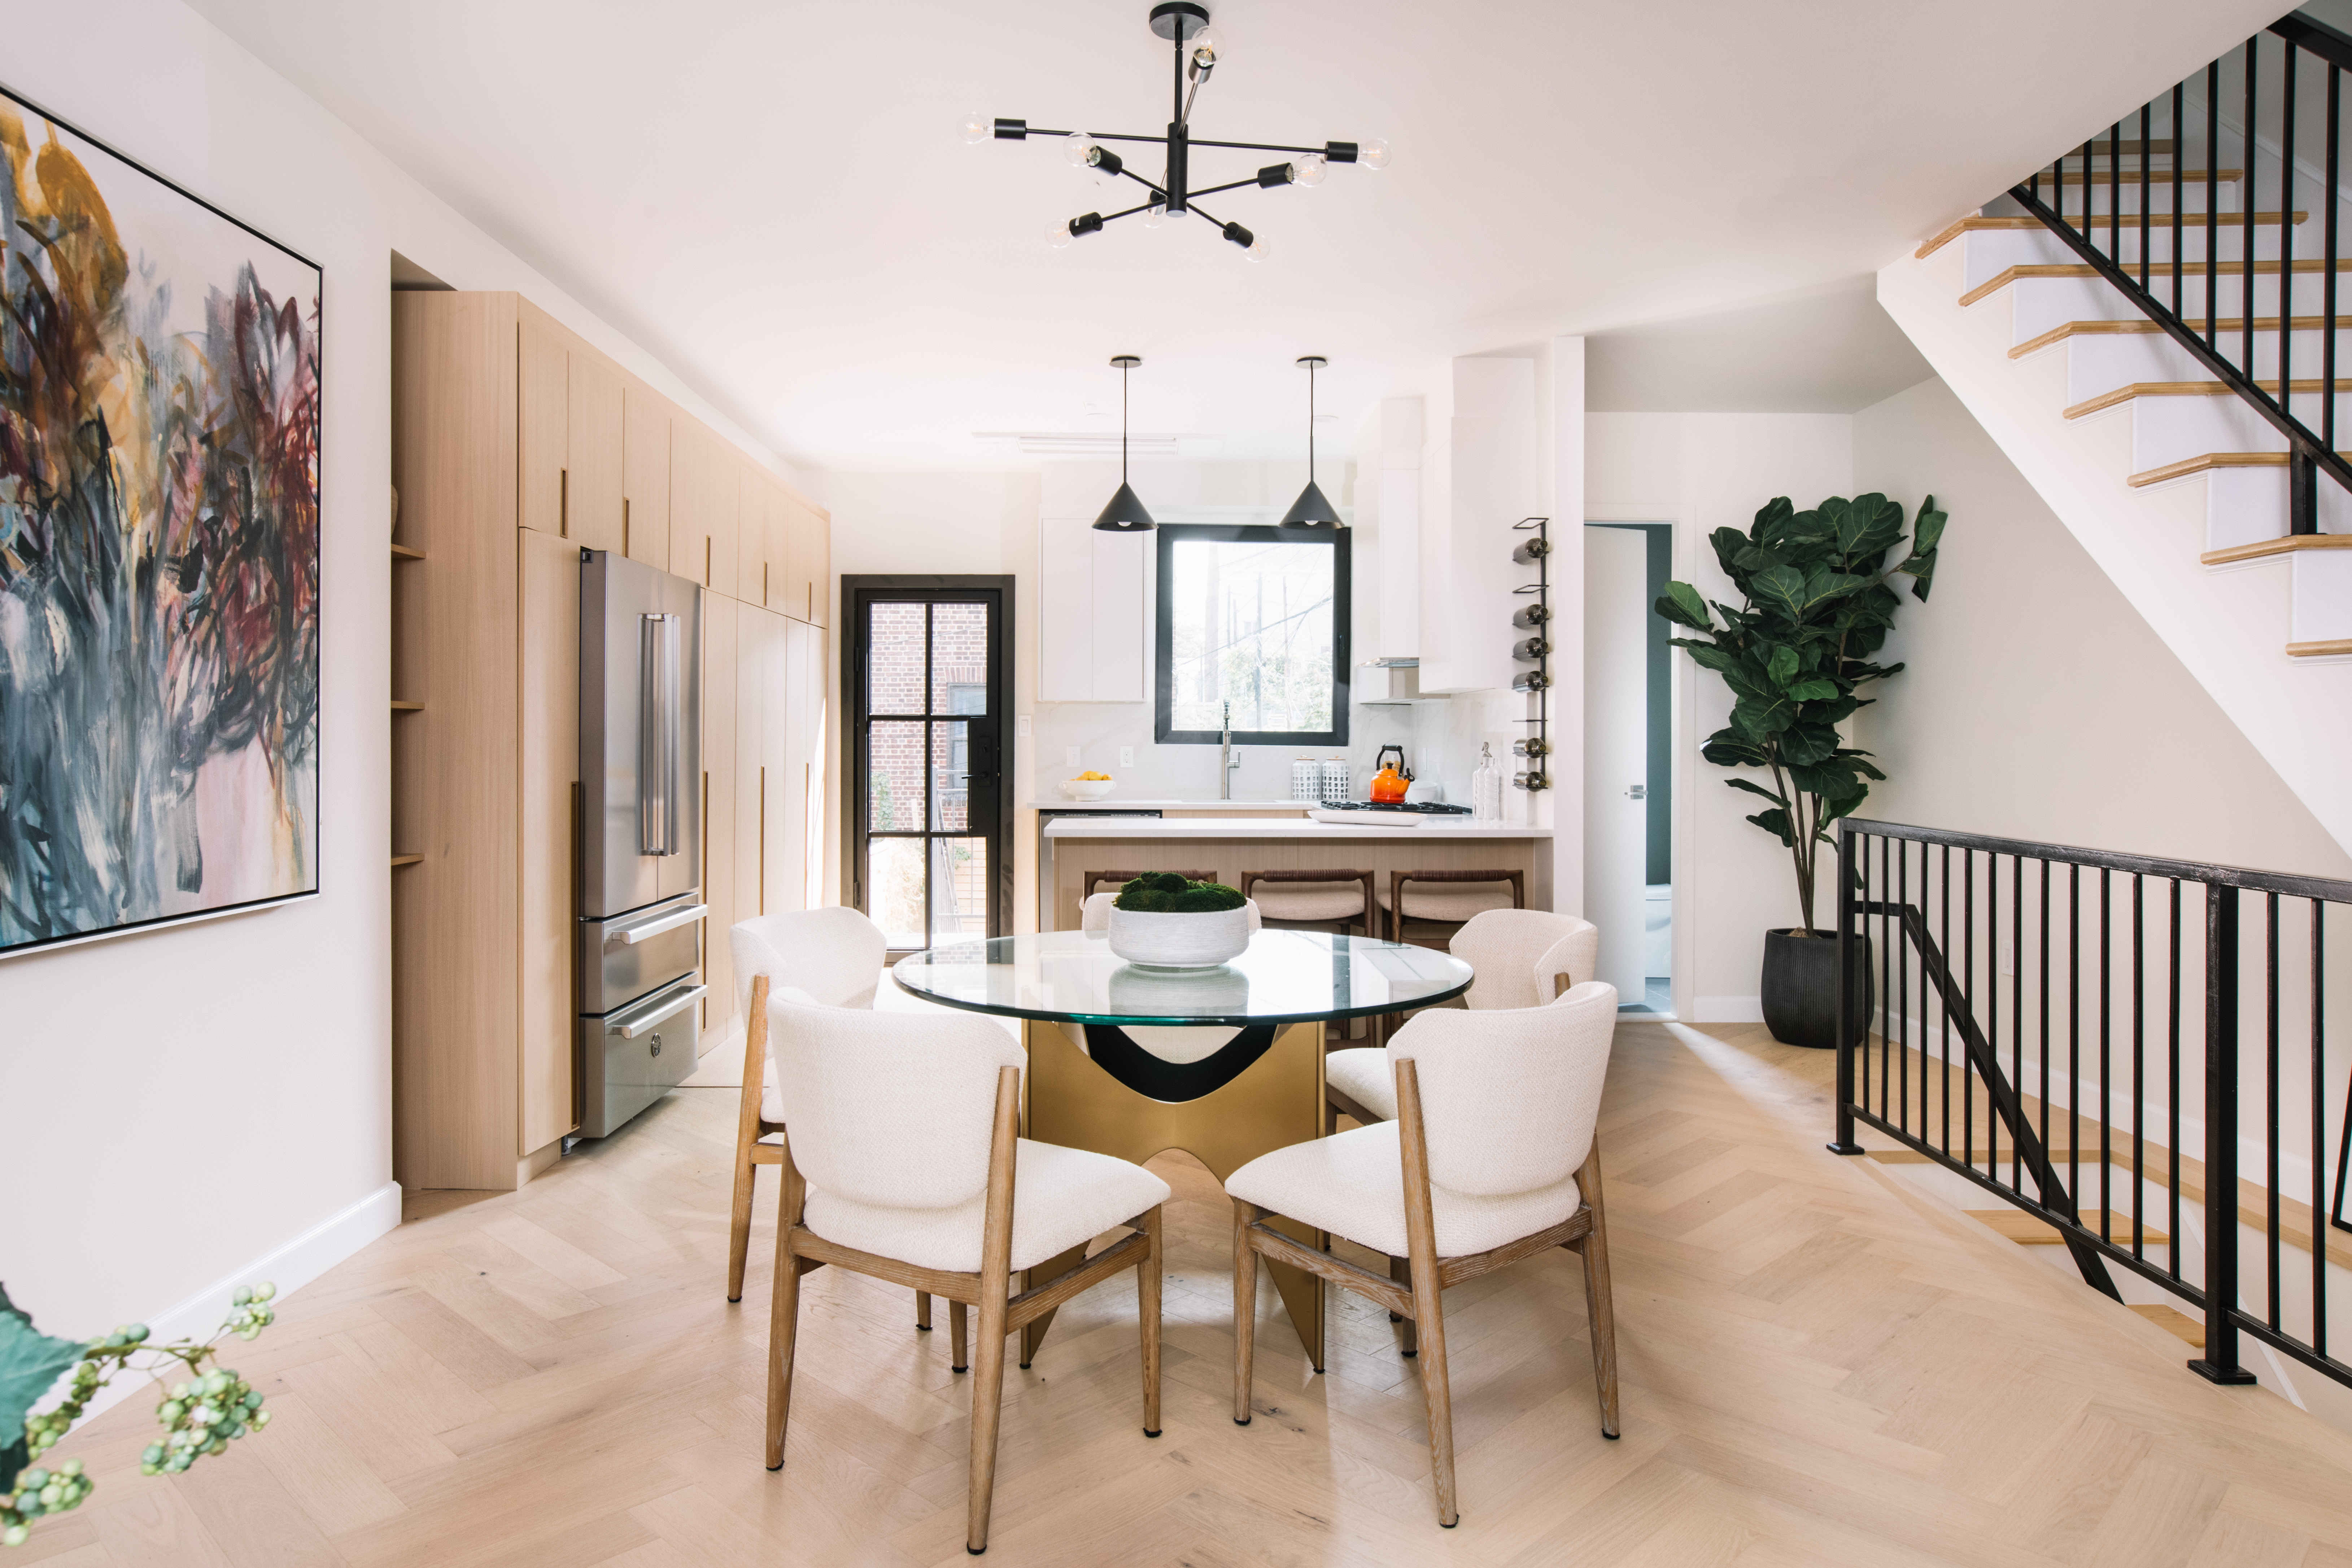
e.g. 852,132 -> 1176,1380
1319,757 -> 1350,803
1291,757 -> 1321,802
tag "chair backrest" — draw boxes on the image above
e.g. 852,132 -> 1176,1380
1449,909 -> 1600,1010
767,996 -> 1026,1210
732,907 -> 888,1024
1386,980 -> 1617,1197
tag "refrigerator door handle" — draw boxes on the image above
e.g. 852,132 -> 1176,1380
639,612 -> 681,855
607,980 -> 708,1038
605,902 -> 709,946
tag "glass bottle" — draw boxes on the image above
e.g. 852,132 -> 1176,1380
1472,743 -> 1503,823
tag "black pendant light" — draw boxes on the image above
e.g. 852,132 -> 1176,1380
1095,354 -> 1155,531
1280,354 -> 1341,527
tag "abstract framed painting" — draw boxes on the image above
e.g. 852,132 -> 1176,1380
0,87 -> 322,959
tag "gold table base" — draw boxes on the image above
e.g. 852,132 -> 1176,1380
1018,1017 -> 1326,1370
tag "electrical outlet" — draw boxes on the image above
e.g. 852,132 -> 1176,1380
1017,715 -> 1032,738
1119,746 -> 1134,768
1065,746 -> 1082,768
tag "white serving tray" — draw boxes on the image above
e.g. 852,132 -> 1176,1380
1307,808 -> 1424,827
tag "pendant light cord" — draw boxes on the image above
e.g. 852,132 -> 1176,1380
1122,359 -> 1131,484
1306,358 -> 1315,483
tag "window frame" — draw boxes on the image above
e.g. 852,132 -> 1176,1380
1152,524 -> 1351,747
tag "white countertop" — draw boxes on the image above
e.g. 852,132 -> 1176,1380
1027,799 -> 1311,810
1043,817 -> 1550,840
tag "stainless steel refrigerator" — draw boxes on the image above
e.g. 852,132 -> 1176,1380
576,550 -> 707,1138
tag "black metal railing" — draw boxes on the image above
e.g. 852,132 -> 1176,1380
2003,10 -> 2352,533
1832,819 -> 2351,1394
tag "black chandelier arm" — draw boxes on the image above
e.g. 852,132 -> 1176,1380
1181,175 -> 1263,201
994,126 -> 1348,159
1183,137 -> 1339,156
1184,199 -> 1235,230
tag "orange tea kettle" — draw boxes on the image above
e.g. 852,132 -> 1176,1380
1369,744 -> 1412,803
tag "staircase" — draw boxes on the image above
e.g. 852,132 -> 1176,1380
1878,13 -> 2352,855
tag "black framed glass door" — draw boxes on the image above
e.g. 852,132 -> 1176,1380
845,576 -> 1012,951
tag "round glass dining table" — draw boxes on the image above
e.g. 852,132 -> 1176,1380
893,930 -> 1473,1370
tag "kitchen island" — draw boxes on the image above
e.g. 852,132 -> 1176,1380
1040,815 -> 1553,931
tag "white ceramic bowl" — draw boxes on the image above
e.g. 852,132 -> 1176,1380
1106,905 -> 1251,968
1059,778 -> 1116,801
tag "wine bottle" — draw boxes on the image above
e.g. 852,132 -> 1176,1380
1511,670 -> 1549,692
1510,536 -> 1551,565
1511,636 -> 1550,661
1511,602 -> 1552,629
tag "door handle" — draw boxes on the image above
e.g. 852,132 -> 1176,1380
1626,785 -> 1647,800
639,613 -> 681,854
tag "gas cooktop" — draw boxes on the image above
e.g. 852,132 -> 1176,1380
1323,800 -> 1472,815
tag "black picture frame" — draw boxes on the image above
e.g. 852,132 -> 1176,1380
1153,525 -> 1350,747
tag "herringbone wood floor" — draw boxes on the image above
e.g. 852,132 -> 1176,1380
22,1020 -> 2352,1567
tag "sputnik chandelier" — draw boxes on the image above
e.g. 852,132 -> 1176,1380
958,2 -> 1389,262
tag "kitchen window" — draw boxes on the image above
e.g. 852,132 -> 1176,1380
1155,525 -> 1350,746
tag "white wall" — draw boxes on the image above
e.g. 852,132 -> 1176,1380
1584,412 -> 1858,1019
0,0 -> 793,1367
1853,377 -> 2352,880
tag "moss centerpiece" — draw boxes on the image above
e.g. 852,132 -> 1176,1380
1105,872 -> 1253,968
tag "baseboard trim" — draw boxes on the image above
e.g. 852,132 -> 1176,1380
1692,995 -> 1765,1023
61,1181 -> 401,1423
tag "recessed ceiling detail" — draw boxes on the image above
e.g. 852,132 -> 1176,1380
960,1 -> 1388,263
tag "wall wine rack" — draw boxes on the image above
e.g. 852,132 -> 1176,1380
1510,515 -> 1551,790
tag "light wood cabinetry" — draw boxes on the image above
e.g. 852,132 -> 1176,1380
392,290 -> 833,1192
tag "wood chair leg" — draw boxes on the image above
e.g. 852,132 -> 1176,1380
950,1299 -> 969,1374
1576,1144 -> 1621,1439
1390,1255 -> 1415,1354
1409,1240 -> 1456,1525
916,1289 -> 932,1331
966,1289 -> 1008,1552
1231,1198 -> 1259,1425
726,1150 -> 757,1303
1140,1208 -> 1163,1437
764,1154 -> 806,1471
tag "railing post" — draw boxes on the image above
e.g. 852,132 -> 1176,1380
2292,451 -> 2318,537
1829,823 -> 1864,1155
2191,882 -> 2257,1384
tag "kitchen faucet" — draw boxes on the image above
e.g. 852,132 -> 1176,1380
1220,701 -> 1242,800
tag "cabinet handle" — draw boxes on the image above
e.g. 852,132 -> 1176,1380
560,467 -> 569,538
608,980 -> 708,1038
623,496 -> 631,557
606,902 -> 709,946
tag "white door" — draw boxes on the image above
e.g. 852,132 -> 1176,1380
1583,527 -> 1649,1000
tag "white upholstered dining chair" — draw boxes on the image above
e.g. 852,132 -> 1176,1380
726,907 -> 888,1302
1327,907 -> 1597,1126
1226,980 -> 1622,1527
762,986 -> 1170,1555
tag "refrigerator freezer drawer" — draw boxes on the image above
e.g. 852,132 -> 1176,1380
578,976 -> 704,1138
579,893 -> 704,1015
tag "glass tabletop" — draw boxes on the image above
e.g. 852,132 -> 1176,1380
891,930 -> 1473,1027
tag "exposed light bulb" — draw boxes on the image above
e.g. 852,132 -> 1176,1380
1142,197 -> 1169,229
1063,132 -> 1099,168
1291,153 -> 1327,188
1358,138 -> 1391,171
957,111 -> 990,145
1189,25 -> 1224,71
1246,236 -> 1269,263
1046,219 -> 1074,249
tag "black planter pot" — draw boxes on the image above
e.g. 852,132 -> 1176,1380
1760,928 -> 1872,1050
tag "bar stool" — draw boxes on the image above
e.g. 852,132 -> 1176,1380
1238,869 -> 1374,936
1378,868 -> 1527,948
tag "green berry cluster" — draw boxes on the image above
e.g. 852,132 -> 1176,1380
1111,872 -> 1246,913
2,1283 -> 278,1549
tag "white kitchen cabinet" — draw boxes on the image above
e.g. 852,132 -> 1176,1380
1037,516 -> 1146,702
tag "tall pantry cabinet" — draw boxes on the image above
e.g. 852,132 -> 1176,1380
392,292 -> 830,1192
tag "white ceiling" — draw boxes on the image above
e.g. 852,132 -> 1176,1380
190,0 -> 2283,470
1585,275 -> 1933,414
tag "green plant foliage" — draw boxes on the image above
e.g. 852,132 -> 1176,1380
1113,874 -> 1247,913
0,1289 -> 80,1498
1657,492 -> 1947,934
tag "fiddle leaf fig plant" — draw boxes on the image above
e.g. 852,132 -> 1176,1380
1656,492 -> 1947,935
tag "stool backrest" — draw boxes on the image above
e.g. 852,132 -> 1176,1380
1386,980 -> 1616,1196
767,997 -> 1026,1210
732,906 -> 888,1024
1451,909 -> 1600,1010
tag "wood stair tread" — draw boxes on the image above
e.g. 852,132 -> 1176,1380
2064,378 -> 2342,421
2009,315 -> 2348,359
2127,451 -> 2352,488
2201,534 -> 2352,565
2287,638 -> 2352,658
2029,168 -> 2240,185
2127,1303 -> 2206,1347
1956,259 -> 2352,308
1919,210 -> 2307,259
1965,1208 -> 2169,1246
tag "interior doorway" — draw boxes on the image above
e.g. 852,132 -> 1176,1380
1584,524 -> 1673,1015
843,575 -> 1013,954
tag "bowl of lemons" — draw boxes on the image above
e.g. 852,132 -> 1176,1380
1059,772 -> 1115,801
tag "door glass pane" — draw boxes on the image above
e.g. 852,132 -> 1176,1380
931,603 -> 989,715
869,836 -> 927,949
868,720 -> 925,831
931,721 -> 969,831
931,837 -> 987,942
1164,535 -> 1335,733
868,602 -> 925,715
